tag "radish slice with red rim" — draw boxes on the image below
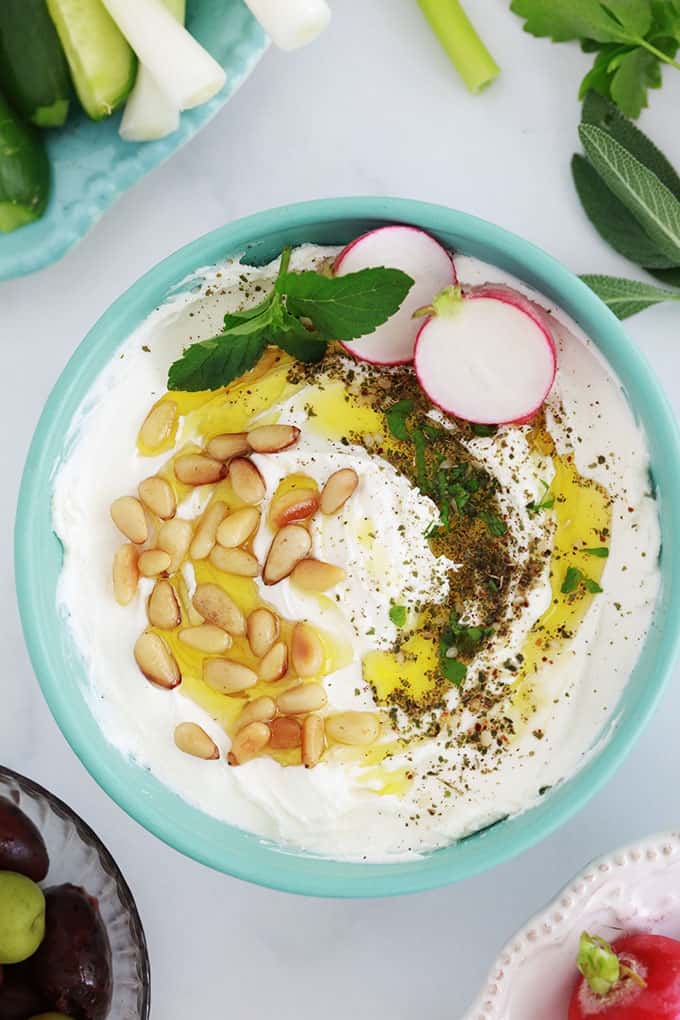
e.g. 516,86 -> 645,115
333,225 -> 457,365
413,284 -> 557,425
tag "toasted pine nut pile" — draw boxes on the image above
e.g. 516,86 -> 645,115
112,409 -> 379,767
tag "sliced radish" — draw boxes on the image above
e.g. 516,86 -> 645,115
413,284 -> 556,424
333,225 -> 456,365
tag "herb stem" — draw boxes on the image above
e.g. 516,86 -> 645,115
418,0 -> 500,94
636,37 -> 680,72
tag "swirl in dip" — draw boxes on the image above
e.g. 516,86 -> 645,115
52,243 -> 660,861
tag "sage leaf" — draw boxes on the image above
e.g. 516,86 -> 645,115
580,274 -> 680,318
579,123 -> 680,263
581,92 -> 680,198
572,154 -> 676,268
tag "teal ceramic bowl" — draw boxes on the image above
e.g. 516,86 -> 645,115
0,0 -> 267,282
15,197 -> 680,897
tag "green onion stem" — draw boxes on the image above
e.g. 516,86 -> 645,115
418,0 -> 500,94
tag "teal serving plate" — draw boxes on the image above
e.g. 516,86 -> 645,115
15,198 -> 680,897
0,0 -> 267,282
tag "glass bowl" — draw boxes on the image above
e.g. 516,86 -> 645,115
0,765 -> 150,1018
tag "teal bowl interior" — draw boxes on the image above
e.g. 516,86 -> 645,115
15,197 -> 680,897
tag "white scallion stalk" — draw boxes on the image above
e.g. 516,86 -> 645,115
101,0 -> 226,110
119,0 -> 185,141
242,0 -> 331,50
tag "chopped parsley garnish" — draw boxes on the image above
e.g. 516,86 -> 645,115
479,510 -> 507,537
470,423 -> 498,437
526,480 -> 555,515
561,566 -> 604,595
385,399 -> 414,441
439,610 -> 493,686
583,546 -> 609,558
389,604 -> 407,627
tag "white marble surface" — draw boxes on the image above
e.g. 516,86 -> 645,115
2,1 -> 680,1016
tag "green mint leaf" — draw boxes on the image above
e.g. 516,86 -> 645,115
385,399 -> 414,440
168,329 -> 268,391
272,309 -> 328,363
510,0 -> 652,45
580,273 -> 680,318
440,655 -> 467,686
572,154 -> 676,268
480,510 -> 507,537
584,577 -> 604,593
579,123 -> 680,262
610,48 -> 662,118
389,604 -> 407,627
561,566 -> 584,594
471,423 -> 498,437
582,93 -> 680,198
584,546 -> 609,557
282,267 -> 413,341
221,295 -> 274,331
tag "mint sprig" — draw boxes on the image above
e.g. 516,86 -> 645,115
167,250 -> 413,392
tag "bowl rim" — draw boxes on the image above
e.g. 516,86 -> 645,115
0,764 -> 151,1017
14,196 -> 680,897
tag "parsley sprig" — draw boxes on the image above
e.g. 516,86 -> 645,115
511,0 -> 680,118
168,249 -> 413,391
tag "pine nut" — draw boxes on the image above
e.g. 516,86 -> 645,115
138,401 -> 177,451
204,658 -> 257,694
110,496 -> 148,544
216,507 -> 261,548
302,714 -> 325,767
229,457 -> 266,504
148,579 -> 181,629
291,622 -> 324,677
320,468 -> 359,515
189,500 -> 227,560
247,424 -> 300,453
174,454 -> 227,486
228,721 -> 270,765
263,525 -> 311,585
138,476 -> 176,520
157,518 -> 193,572
291,559 -> 346,592
113,544 -> 139,606
134,632 -> 181,689
174,722 -> 219,760
210,545 -> 260,577
235,696 -> 276,732
206,432 -> 250,461
325,712 -> 380,746
138,549 -> 172,577
247,608 -> 280,657
179,624 -> 232,654
258,641 -> 288,682
192,583 -> 246,635
269,488 -> 320,530
276,682 -> 327,715
269,716 -> 302,750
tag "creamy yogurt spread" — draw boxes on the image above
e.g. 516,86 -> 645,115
52,243 -> 661,861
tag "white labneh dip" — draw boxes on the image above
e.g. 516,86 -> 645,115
52,245 -> 660,861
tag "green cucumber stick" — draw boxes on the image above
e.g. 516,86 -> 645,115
418,0 -> 499,94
